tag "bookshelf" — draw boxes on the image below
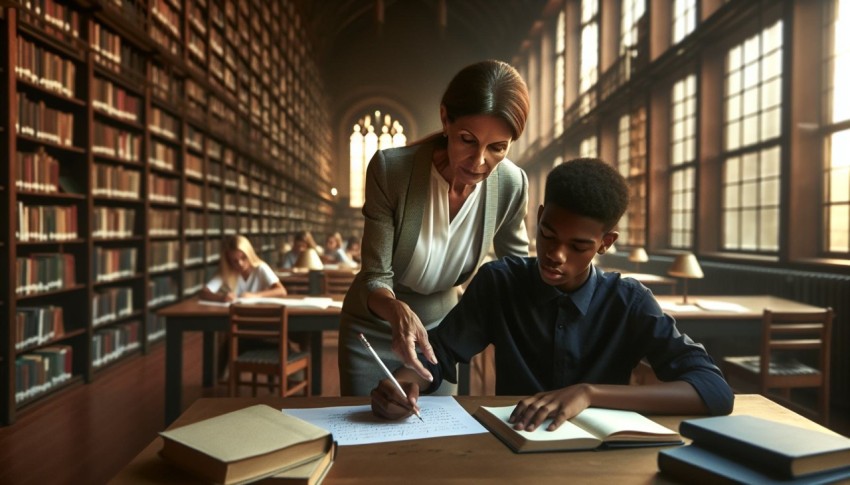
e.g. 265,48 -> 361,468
0,0 -> 335,425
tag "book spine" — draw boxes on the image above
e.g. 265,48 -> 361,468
657,449 -> 738,485
679,421 -> 793,478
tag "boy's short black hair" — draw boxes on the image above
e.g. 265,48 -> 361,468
544,157 -> 630,230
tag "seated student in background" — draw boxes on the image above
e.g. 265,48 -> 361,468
345,235 -> 362,266
321,232 -> 357,268
281,230 -> 319,269
200,235 -> 286,302
370,158 -> 734,430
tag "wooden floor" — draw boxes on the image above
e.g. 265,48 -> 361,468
1,332 -> 849,485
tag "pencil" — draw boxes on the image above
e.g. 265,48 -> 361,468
358,333 -> 424,423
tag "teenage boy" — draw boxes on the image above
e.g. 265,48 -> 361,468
370,158 -> 733,431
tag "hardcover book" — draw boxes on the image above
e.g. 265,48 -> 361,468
258,442 -> 337,485
159,405 -> 333,485
658,444 -> 850,484
473,405 -> 682,453
679,415 -> 850,478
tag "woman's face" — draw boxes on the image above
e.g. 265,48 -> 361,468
228,249 -> 251,275
293,240 -> 308,253
441,110 -> 513,186
326,237 -> 340,250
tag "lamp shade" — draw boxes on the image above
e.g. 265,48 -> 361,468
668,253 -> 704,279
295,248 -> 324,271
628,247 -> 649,263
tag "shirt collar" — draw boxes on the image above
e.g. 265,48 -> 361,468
531,260 -> 599,316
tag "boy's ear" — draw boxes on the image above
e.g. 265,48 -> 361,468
536,204 -> 545,223
597,231 -> 619,254
439,105 -> 448,134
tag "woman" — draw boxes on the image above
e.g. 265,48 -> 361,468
321,232 -> 356,268
281,230 -> 319,269
339,60 -> 531,395
200,235 -> 286,302
345,235 -> 362,265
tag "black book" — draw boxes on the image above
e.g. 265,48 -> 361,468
678,415 -> 850,479
658,444 -> 850,485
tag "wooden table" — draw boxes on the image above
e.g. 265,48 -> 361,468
607,268 -> 678,294
157,296 -> 343,425
656,294 -> 826,361
112,394 -> 837,484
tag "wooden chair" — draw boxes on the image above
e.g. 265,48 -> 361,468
722,308 -> 833,425
279,272 -> 311,295
228,303 -> 311,398
321,269 -> 356,295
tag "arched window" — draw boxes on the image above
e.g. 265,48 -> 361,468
349,111 -> 407,208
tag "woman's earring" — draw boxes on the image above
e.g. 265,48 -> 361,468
443,132 -> 447,137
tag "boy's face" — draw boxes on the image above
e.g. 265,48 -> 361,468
535,203 -> 617,293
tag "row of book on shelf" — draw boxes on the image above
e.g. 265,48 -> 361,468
15,319 -> 144,404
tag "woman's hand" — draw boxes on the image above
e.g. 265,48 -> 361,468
387,299 -> 437,382
508,384 -> 593,432
370,378 -> 421,420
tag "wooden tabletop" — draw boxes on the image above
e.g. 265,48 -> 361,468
112,394 -> 836,485
654,294 -> 826,320
157,295 -> 345,318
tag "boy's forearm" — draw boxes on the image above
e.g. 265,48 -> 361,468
585,381 -> 709,415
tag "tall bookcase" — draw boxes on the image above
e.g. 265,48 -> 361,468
0,0 -> 335,425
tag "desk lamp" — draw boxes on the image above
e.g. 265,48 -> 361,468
628,247 -> 649,272
667,253 -> 704,304
294,248 -> 324,272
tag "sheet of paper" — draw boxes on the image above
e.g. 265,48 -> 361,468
281,396 -> 488,446
198,300 -> 230,307
197,297 -> 336,309
658,301 -> 700,312
694,299 -> 748,313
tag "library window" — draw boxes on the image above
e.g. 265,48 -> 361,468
672,0 -> 697,45
722,21 -> 783,252
555,8 -> 566,137
579,0 -> 599,115
349,111 -> 406,208
823,0 -> 850,254
669,74 -> 697,249
615,115 -> 631,244
615,109 -> 647,246
579,135 -> 597,158
620,0 -> 646,78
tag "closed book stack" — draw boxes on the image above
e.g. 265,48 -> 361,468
658,415 -> 850,484
159,405 -> 334,485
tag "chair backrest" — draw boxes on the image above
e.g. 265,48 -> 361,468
759,308 -> 833,384
280,272 -> 311,295
321,269 -> 356,296
229,304 -> 290,361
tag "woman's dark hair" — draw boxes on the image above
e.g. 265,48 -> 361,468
441,60 -> 530,140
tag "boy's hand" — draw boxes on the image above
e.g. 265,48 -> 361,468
370,378 -> 421,420
508,384 -> 592,432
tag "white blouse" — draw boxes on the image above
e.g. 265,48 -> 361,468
204,261 -> 279,296
399,165 -> 485,295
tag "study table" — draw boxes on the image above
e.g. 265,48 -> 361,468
655,294 -> 826,362
112,394 -> 837,484
157,295 -> 343,426
610,268 -> 678,294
